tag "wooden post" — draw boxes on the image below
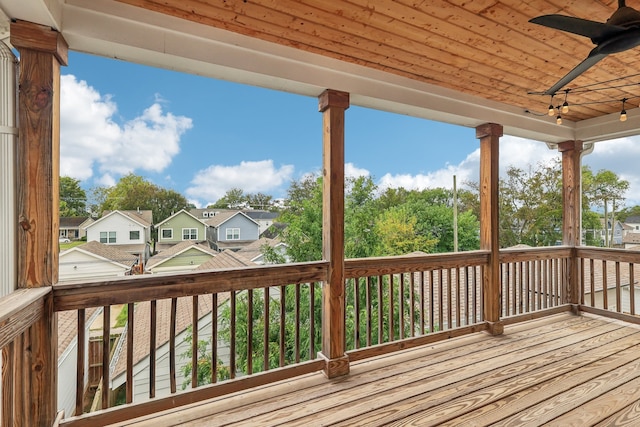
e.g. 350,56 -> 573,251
318,89 -> 350,378
477,123 -> 503,335
559,140 -> 583,306
10,19 -> 67,426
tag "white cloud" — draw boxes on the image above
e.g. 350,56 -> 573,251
345,162 -> 370,179
186,160 -> 295,205
60,74 -> 192,182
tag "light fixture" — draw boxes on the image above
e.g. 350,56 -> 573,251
561,90 -> 570,113
548,95 -> 555,116
556,115 -> 562,125
620,98 -> 628,122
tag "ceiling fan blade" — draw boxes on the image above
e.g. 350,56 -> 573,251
543,52 -> 608,95
530,15 -> 626,43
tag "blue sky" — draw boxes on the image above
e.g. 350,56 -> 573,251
60,52 -> 640,208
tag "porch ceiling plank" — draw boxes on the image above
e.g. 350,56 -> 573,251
0,287 -> 50,349
52,261 -> 328,312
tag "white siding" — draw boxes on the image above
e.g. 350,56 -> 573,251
86,213 -> 147,246
58,338 -> 78,416
59,251 -> 129,282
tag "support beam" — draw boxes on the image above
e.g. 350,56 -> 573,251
559,140 -> 583,305
11,19 -> 67,288
9,19 -> 67,426
477,123 -> 503,335
318,89 -> 349,378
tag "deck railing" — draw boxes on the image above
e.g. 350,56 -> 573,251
576,247 -> 640,318
3,246 -> 638,426
499,246 -> 571,318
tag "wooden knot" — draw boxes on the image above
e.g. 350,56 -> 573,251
19,217 -> 31,230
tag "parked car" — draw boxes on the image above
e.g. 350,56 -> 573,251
59,237 -> 71,243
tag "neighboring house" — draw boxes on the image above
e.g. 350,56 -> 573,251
155,209 -> 208,251
145,240 -> 217,274
59,216 -> 94,241
243,210 -> 280,236
59,241 -> 139,282
596,218 -> 625,247
57,307 -> 101,417
110,251 -> 256,403
623,233 -> 640,250
624,215 -> 640,232
205,211 -> 260,252
84,210 -> 153,262
237,237 -> 288,264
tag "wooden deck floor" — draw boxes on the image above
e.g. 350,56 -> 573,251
113,312 -> 640,426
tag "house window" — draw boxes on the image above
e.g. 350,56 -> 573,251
161,229 -> 173,239
130,230 -> 140,240
226,228 -> 240,240
183,228 -> 198,240
100,231 -> 116,244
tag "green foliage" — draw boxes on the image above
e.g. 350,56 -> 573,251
91,173 -> 189,222
59,176 -> 87,217
180,326 -> 230,389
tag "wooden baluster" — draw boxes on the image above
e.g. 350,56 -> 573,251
377,275 -> 383,343
126,303 -> 134,403
310,283 -> 316,358
211,293 -> 218,384
465,267 -> 471,326
388,275 -> 394,341
102,306 -> 110,409
354,278 -> 360,348
502,263 -> 509,317
280,285 -> 286,367
263,287 -> 269,371
409,273 -> 415,337
474,266 -> 479,322
630,264 -> 636,315
447,269 -> 453,330
615,262 -> 622,313
169,298 -> 177,394
230,291 -> 236,379
399,273 -> 404,340
149,301 -> 156,398
419,272 -> 425,335
438,270 -> 444,331
602,260 -> 608,310
366,277 -> 372,346
295,284 -> 301,363
429,270 -> 435,333
2,341 -> 15,427
75,308 -> 85,415
192,296 -> 198,388
247,289 -> 253,375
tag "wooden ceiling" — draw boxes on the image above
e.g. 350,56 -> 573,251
113,0 -> 640,122
3,0 -> 640,143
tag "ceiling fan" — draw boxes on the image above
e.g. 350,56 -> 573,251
530,0 -> 640,95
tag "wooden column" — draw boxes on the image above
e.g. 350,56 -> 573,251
559,140 -> 583,306
477,123 -> 503,335
9,20 -> 67,426
318,89 -> 349,378
11,19 -> 67,288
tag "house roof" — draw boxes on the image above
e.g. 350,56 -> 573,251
4,1 -> 640,145
205,211 -> 259,228
237,237 -> 284,262
623,233 -> 640,244
60,240 -> 139,268
625,215 -> 640,224
243,210 -> 279,221
155,209 -> 206,228
196,250 -> 255,271
146,240 -> 217,269
57,307 -> 100,359
87,210 -> 153,229
59,216 -> 91,228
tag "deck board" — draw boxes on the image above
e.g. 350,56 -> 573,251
110,312 -> 640,427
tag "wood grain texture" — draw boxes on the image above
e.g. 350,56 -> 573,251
113,0 -> 639,121
79,312 -> 640,427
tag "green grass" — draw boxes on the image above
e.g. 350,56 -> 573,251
59,240 -> 85,251
114,305 -> 128,328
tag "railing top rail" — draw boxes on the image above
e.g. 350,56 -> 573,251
576,246 -> 640,263
499,245 -> 572,263
0,287 -> 51,348
344,250 -> 490,278
53,261 -> 328,312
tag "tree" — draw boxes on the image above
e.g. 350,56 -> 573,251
583,168 -> 629,247
93,173 -> 189,222
59,176 -> 87,217
374,207 -> 437,255
210,188 -> 246,209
